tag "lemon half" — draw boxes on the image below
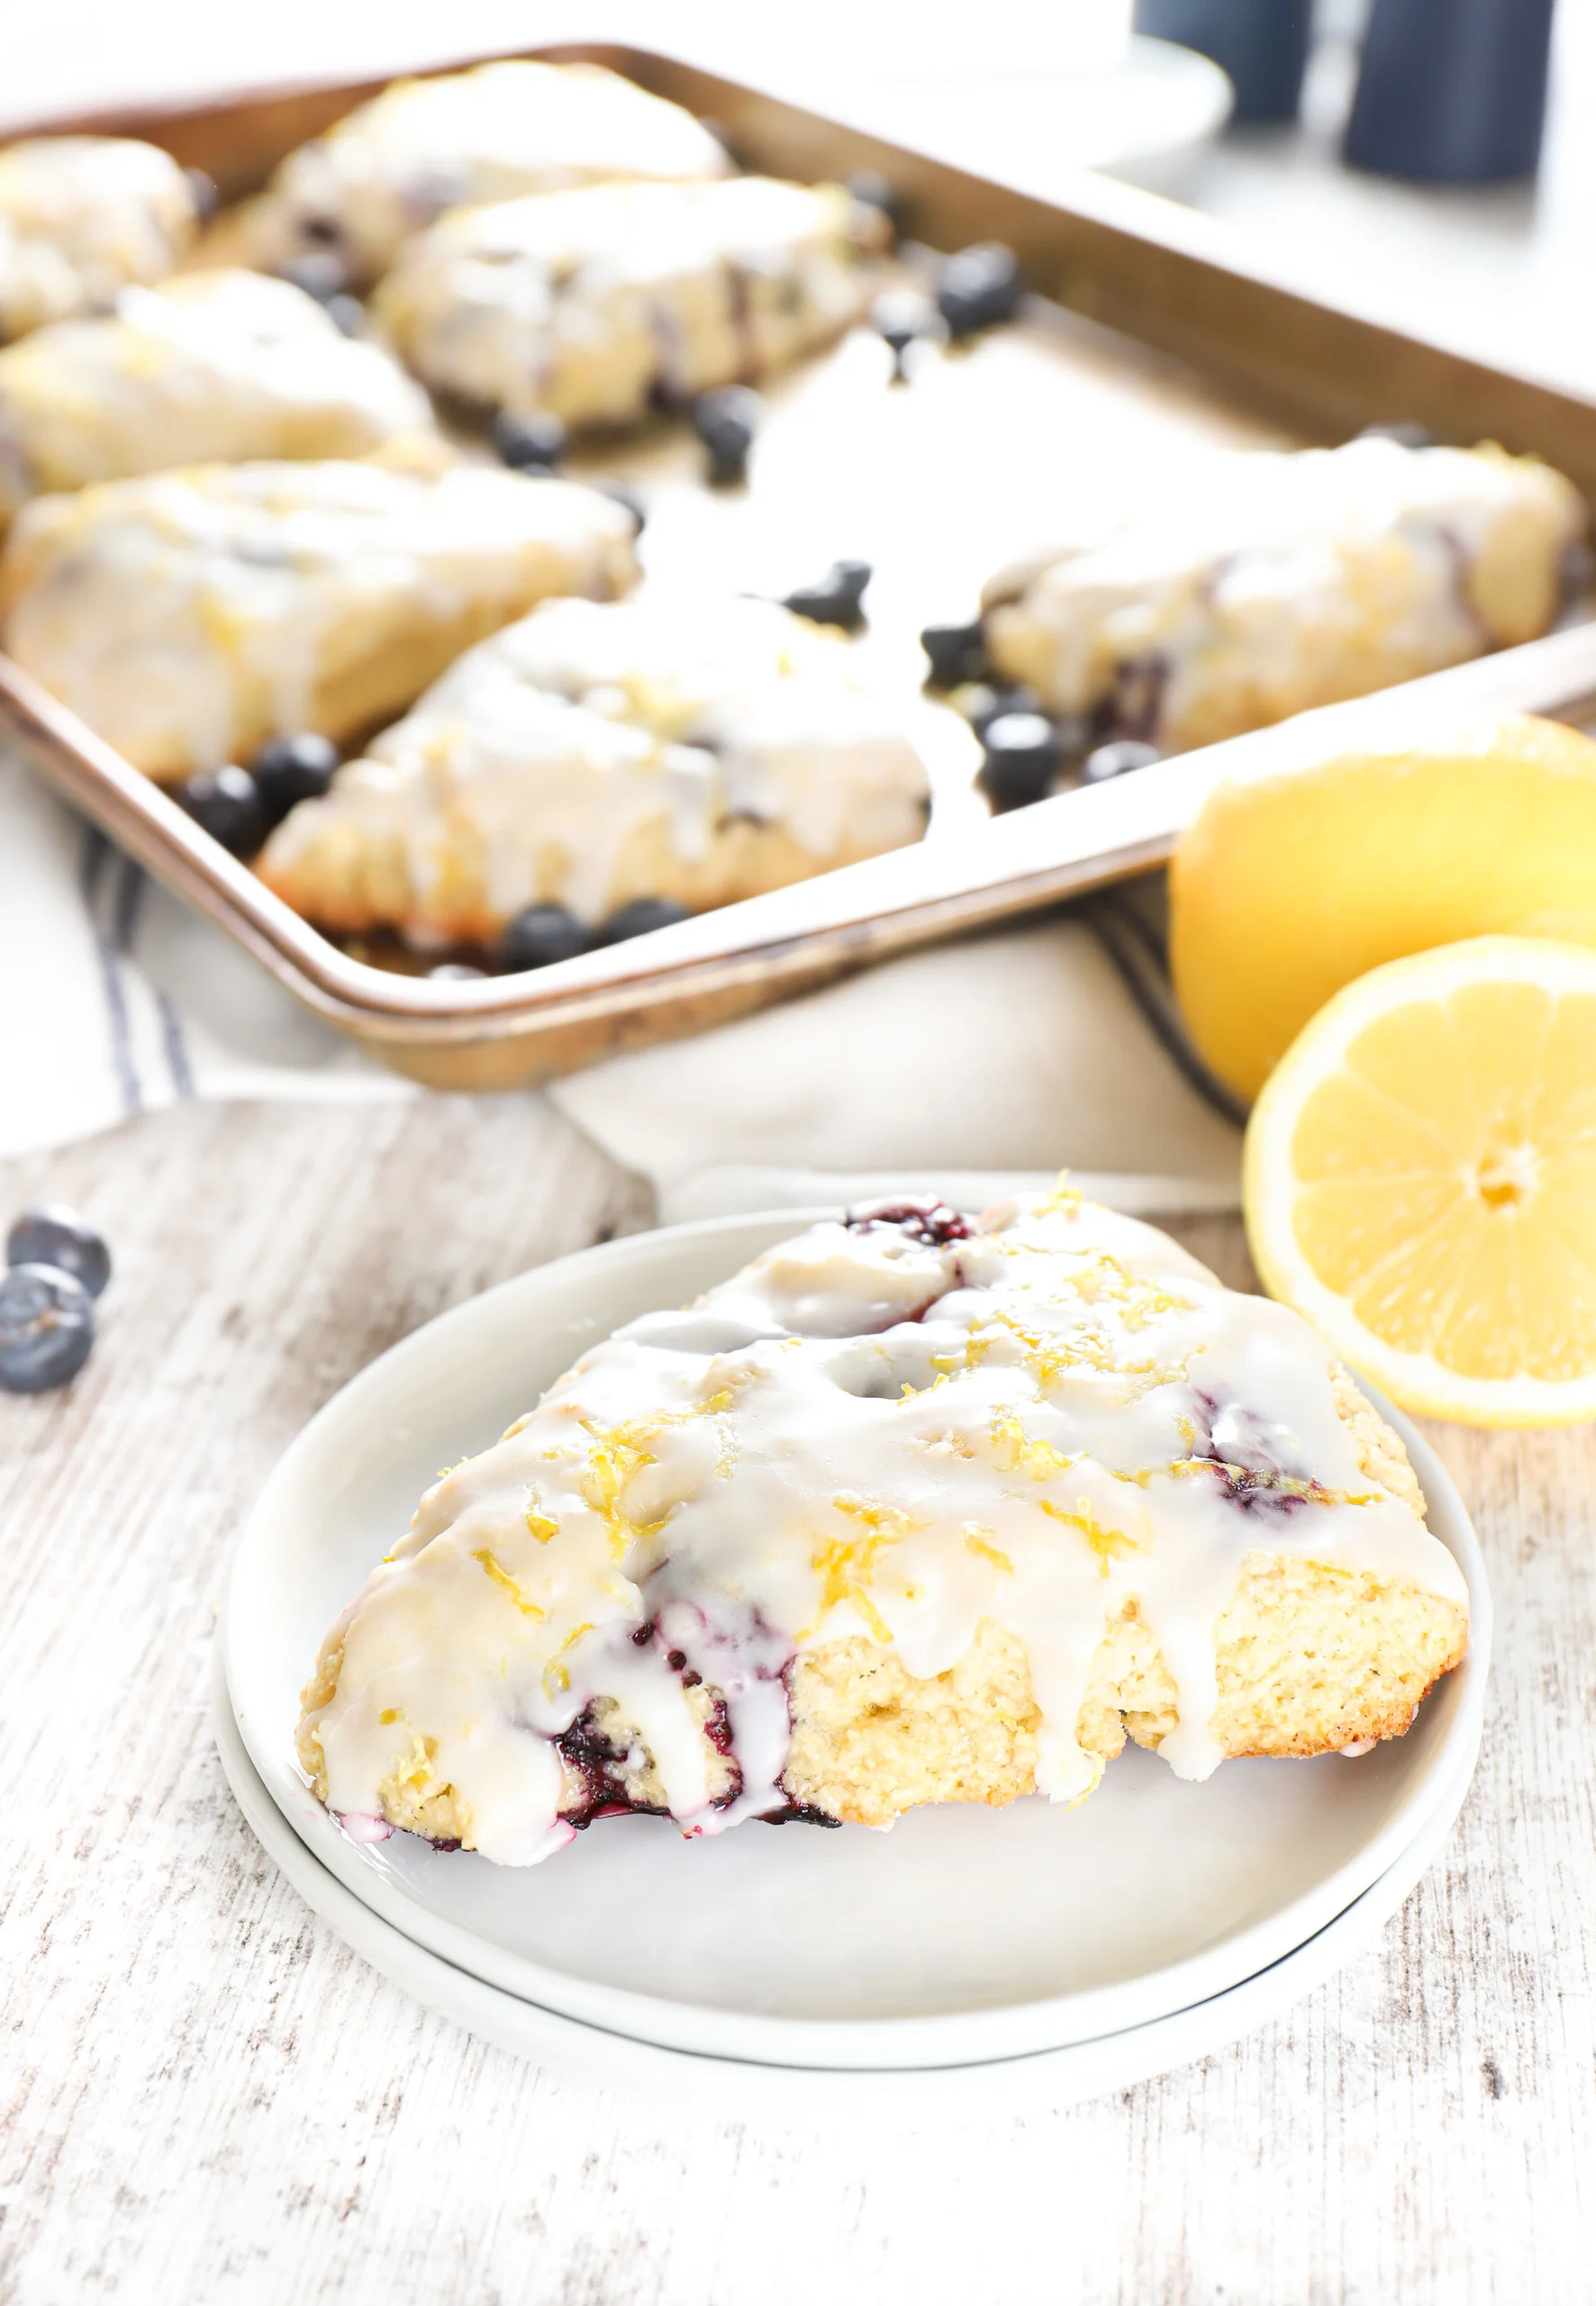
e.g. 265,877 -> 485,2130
1245,935 -> 1596,1426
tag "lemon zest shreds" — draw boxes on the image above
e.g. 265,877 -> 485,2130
990,1408 -> 1081,1481
524,1495 -> 559,1542
1037,1173 -> 1084,1218
396,1732 -> 438,1793
1167,1457 -> 1383,1509
1038,1495 -> 1142,1575
378,1708 -> 399,1726
541,1620 -> 594,1700
472,1548 -> 547,1620
802,1494 -> 924,1644
964,1526 -> 1014,1574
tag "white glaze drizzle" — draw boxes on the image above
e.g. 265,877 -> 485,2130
306,1191 -> 1466,1865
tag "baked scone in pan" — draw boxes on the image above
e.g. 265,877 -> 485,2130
0,458 -> 640,780
0,270 -> 433,525
297,1191 -> 1468,1865
981,436 -> 1586,753
240,60 -> 730,290
0,136 -> 199,343
258,595 -> 931,941
374,177 -> 884,430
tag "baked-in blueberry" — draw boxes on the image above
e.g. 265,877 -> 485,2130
183,167 -> 220,222
494,410 -> 567,473
6,1204 -> 111,1299
692,386 -> 762,486
938,243 -> 1023,340
599,896 -> 692,944
1079,739 -> 1161,784
0,1265 -> 95,1394
784,560 -> 872,631
1357,421 -> 1433,449
978,711 -> 1064,809
920,620 -> 988,687
279,250 -> 349,304
500,905 -> 594,972
175,765 -> 268,855
250,732 -> 340,822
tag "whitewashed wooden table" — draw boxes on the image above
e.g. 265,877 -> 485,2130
2,1094 -> 1591,2302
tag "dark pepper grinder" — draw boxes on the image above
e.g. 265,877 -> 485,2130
1344,0 -> 1555,182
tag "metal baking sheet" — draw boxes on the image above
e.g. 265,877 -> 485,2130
5,41 -> 1596,1088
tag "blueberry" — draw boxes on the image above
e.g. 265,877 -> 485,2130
0,1265 -> 95,1394
428,962 -> 487,981
965,681 -> 1040,738
978,712 -> 1064,810
250,732 -> 339,822
596,480 -> 647,534
6,1204 -> 111,1298
920,620 -> 988,688
599,897 -> 692,944
494,410 -> 567,474
692,386 -> 761,486
1080,739 -> 1161,784
500,905 -> 594,972
183,167 -> 220,222
324,294 -> 366,338
871,288 -> 937,377
937,242 -> 1023,340
1357,421 -> 1433,450
784,559 -> 872,631
175,765 -> 267,855
279,250 -> 349,304
848,170 -> 902,236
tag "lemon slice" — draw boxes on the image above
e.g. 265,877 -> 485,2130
1245,935 -> 1596,1426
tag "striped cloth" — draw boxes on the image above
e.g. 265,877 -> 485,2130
1,749 -> 1244,1215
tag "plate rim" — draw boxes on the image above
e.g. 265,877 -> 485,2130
222,1207 -> 1492,2072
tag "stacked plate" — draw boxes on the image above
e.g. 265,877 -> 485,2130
219,1212 -> 1491,2120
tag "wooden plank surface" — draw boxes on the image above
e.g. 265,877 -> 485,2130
0,1098 -> 1590,2301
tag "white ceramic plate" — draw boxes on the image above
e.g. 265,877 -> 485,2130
222,1212 -> 1491,2074
215,1670 -> 1480,2122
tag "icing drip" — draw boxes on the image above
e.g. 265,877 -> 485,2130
306,1191 -> 1467,1863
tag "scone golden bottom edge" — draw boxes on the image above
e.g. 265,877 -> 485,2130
296,1192 -> 1468,1863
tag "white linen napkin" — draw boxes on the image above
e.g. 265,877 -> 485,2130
0,749 -> 1243,1212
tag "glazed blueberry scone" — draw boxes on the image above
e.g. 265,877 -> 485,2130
0,270 -> 434,524
297,1190 -> 1469,1864
373,177 -> 885,430
240,60 -> 730,290
0,458 -> 639,778
0,136 -> 199,342
981,436 -> 1586,753
257,595 -> 930,940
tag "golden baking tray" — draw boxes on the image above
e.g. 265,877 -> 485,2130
6,41 -> 1596,1092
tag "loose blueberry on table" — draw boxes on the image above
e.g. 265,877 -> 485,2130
977,711 -> 1065,810
493,410 -> 567,474
870,287 -> 937,378
937,242 -> 1023,340
1079,739 -> 1161,785
783,559 -> 872,631
0,1267 -> 95,1394
964,681 -> 1041,738
920,620 -> 988,688
6,1205 -> 112,1299
692,386 -> 761,486
174,764 -> 268,856
500,905 -> 595,973
250,732 -> 339,823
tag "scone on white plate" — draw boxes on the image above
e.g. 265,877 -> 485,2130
240,60 -> 730,290
0,270 -> 434,525
374,177 -> 885,430
0,136 -> 200,342
0,459 -> 640,779
296,1189 -> 1469,1866
258,595 -> 930,941
982,436 -> 1586,754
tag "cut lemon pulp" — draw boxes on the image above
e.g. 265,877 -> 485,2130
1244,935 -> 1596,1425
